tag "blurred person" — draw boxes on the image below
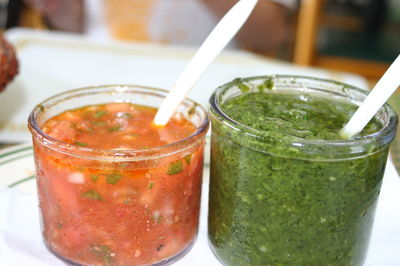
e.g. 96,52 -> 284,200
101,0 -> 296,55
22,0 -> 85,32
201,0 -> 296,53
14,0 -> 296,55
102,0 -> 218,44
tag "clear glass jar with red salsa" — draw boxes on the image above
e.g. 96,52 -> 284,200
28,85 -> 209,266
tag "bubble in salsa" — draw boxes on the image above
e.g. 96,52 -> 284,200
32,102 -> 206,266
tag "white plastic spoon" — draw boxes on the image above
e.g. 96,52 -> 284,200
153,0 -> 258,126
340,54 -> 400,139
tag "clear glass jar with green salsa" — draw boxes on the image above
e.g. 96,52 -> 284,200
208,76 -> 398,266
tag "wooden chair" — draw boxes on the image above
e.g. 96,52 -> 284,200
293,0 -> 390,80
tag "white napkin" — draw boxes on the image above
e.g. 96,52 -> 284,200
0,187 -> 64,266
364,159 -> 400,266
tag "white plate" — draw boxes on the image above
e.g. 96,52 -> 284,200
1,144 -> 400,265
0,28 -> 368,143
0,143 -> 36,192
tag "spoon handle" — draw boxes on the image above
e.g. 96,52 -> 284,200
340,54 -> 400,139
154,0 -> 258,126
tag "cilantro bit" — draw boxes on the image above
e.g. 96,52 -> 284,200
148,181 -> 154,190
234,78 -> 250,92
239,83 -> 250,93
256,77 -> 274,92
121,112 -> 132,118
82,189 -> 103,201
119,162 -> 129,168
91,174 -> 99,183
168,160 -> 183,175
188,104 -> 197,116
263,77 -> 274,90
94,110 -> 107,119
91,245 -> 113,266
184,154 -> 192,165
108,124 -> 122,132
92,121 -> 106,126
74,141 -> 88,147
106,173 -> 122,184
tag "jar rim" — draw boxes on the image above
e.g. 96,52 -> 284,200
28,85 -> 209,161
209,75 -> 398,158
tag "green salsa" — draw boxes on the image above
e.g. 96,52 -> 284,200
208,77 -> 396,266
221,92 -> 379,141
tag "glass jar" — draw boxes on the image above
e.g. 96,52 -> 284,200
208,76 -> 398,265
28,85 -> 209,265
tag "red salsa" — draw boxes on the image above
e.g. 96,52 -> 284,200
34,103 -> 205,265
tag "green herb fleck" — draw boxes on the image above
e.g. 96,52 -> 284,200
234,78 -> 250,92
56,222 -> 63,229
148,181 -> 154,190
184,154 -> 192,165
94,110 -> 107,119
106,172 -> 122,184
126,133 -> 140,140
168,160 -> 183,175
119,162 -> 129,168
92,121 -> 106,126
256,77 -> 274,92
263,76 -> 274,90
108,124 -> 122,132
90,174 -> 99,183
91,245 -> 113,266
188,104 -> 197,116
239,83 -> 250,92
121,112 -> 132,118
74,141 -> 88,147
82,189 -> 103,201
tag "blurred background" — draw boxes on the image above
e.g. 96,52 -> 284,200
1,0 -> 399,84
